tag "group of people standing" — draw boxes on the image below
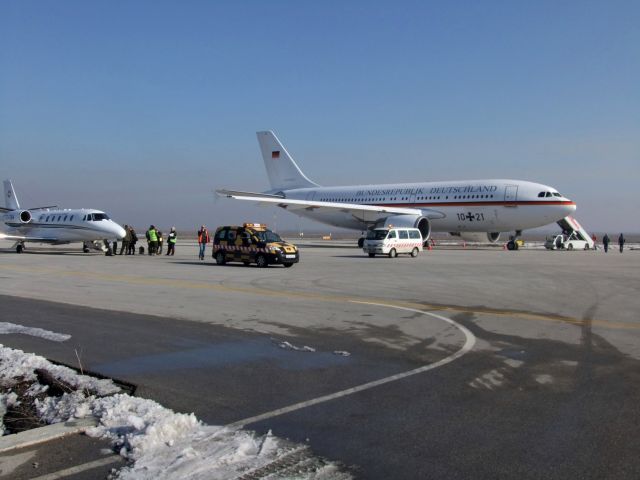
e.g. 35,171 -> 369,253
118,225 -> 139,255
600,233 -> 626,253
144,225 -> 178,255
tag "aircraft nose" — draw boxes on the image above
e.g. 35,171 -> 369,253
113,224 -> 126,240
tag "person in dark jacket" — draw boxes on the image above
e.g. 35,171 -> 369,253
119,225 -> 131,255
602,233 -> 610,253
618,233 -> 625,253
128,227 -> 138,255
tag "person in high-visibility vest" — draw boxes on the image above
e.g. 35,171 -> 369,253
166,227 -> 177,256
147,225 -> 158,255
197,225 -> 210,260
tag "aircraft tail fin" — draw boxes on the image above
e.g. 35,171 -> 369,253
3,180 -> 20,210
256,131 -> 319,191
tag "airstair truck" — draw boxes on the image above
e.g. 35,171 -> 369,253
553,216 -> 595,250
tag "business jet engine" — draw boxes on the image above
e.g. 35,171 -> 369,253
19,210 -> 32,223
376,215 -> 431,242
453,232 -> 501,244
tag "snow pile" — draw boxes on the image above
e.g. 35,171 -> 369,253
0,322 -> 71,342
0,391 -> 18,434
1,345 -> 351,479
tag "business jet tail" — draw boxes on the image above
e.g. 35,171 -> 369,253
256,131 -> 319,191
3,180 -> 20,210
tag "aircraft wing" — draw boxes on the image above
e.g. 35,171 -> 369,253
0,207 -> 11,213
216,189 -> 445,221
0,232 -> 59,243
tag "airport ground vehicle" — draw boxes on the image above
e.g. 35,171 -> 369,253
212,223 -> 299,267
363,227 -> 423,258
544,232 -> 591,250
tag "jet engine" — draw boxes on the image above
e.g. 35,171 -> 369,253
376,215 -> 431,241
19,210 -> 32,223
452,231 -> 501,244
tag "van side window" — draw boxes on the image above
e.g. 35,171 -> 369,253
228,231 -> 236,242
399,230 -> 409,239
388,230 -> 397,239
215,229 -> 227,241
409,230 -> 421,239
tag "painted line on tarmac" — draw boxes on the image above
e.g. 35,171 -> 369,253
30,456 -> 124,480
226,301 -> 476,429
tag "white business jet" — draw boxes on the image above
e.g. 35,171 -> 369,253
218,131 -> 578,249
1,179 -> 126,254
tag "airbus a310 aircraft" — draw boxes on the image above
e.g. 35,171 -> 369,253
218,131 -> 579,248
1,180 -> 126,254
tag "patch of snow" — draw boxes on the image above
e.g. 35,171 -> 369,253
0,391 -> 19,434
0,344 -> 351,479
0,322 -> 71,342
276,340 -> 316,352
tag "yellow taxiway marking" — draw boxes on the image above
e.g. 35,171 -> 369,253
0,263 -> 637,331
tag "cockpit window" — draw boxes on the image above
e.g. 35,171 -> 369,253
90,213 -> 110,221
545,192 -> 551,197
552,192 -> 561,197
538,192 -> 545,198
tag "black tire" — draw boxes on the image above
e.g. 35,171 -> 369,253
411,247 -> 419,258
256,254 -> 268,268
16,244 -> 23,254
567,244 -> 574,251
215,251 -> 226,265
388,248 -> 397,258
507,241 -> 515,251
357,237 -> 365,248
83,247 -> 90,253
243,261 -> 251,266
368,253 -> 375,258
283,262 -> 293,268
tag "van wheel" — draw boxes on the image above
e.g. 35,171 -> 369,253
567,244 -> 574,251
256,254 -> 268,268
215,251 -> 226,265
283,262 -> 293,268
368,253 -> 375,258
388,248 -> 397,258
411,247 -> 419,257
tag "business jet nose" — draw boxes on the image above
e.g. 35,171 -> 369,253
113,224 -> 126,240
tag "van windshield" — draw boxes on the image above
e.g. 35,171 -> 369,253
255,230 -> 282,243
367,230 -> 388,240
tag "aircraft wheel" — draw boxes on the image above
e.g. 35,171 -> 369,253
388,248 -> 397,258
357,237 -> 365,248
507,241 -> 515,251
411,247 -> 419,258
256,254 -> 268,268
16,244 -> 23,254
215,251 -> 226,265
368,253 -> 375,258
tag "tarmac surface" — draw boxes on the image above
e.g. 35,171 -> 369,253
0,239 -> 639,479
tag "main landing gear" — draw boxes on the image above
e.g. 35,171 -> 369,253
16,243 -> 24,254
506,230 -> 523,251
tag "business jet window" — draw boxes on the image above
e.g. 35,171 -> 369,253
92,213 -> 110,221
70,215 -> 74,221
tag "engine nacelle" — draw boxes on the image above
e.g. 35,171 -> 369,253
19,210 -> 32,223
376,215 -> 431,241
453,231 -> 501,244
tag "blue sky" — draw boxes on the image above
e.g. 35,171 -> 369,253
1,1 -> 638,233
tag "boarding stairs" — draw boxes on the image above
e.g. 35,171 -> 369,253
557,216 -> 594,249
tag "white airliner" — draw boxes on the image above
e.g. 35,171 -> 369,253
1,180 -> 126,254
218,131 -> 578,248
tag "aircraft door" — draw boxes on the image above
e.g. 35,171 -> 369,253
410,193 -> 417,205
504,185 -> 518,203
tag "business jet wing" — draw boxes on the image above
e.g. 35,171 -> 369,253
0,232 -> 59,243
217,189 -> 445,221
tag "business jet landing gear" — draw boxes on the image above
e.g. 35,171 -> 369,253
16,243 -> 24,254
82,242 -> 90,253
357,237 -> 365,248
